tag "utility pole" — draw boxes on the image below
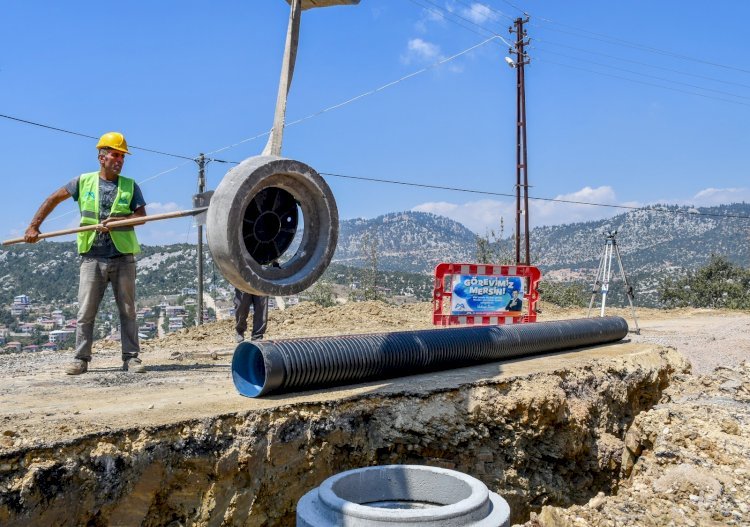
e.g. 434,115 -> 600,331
196,154 -> 206,325
510,16 -> 531,265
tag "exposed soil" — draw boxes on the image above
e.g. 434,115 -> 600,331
0,301 -> 749,525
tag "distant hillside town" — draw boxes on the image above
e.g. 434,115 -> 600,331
0,287 -> 305,355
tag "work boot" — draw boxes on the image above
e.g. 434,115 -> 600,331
123,357 -> 146,373
65,359 -> 88,375
234,332 -> 245,343
250,334 -> 263,341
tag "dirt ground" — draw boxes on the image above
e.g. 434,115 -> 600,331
1,301 -> 749,525
1,301 -> 748,454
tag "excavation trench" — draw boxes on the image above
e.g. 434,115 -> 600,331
0,344 -> 688,526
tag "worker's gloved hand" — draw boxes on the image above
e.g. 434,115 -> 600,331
24,226 -> 40,243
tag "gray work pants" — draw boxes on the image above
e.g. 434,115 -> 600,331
75,255 -> 140,362
234,288 -> 268,339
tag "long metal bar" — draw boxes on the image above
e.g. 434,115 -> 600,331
2,208 -> 208,246
514,18 -> 522,264
519,31 -> 530,265
614,241 -> 641,334
232,316 -> 629,397
600,240 -> 614,317
587,244 -> 607,316
197,154 -> 206,325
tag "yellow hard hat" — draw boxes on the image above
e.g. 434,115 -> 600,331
96,132 -> 130,154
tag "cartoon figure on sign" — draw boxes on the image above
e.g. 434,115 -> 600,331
505,290 -> 523,312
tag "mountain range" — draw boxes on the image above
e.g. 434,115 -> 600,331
1,203 -> 747,308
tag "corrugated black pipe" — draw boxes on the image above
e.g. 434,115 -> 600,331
232,316 -> 629,398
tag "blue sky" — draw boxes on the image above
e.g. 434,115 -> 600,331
2,0 -> 749,245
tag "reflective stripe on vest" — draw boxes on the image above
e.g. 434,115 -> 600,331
76,172 -> 141,255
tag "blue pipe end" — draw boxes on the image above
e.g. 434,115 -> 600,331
232,341 -> 266,398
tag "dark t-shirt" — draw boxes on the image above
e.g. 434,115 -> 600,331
66,175 -> 146,258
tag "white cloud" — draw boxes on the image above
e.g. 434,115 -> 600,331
689,187 -> 750,206
401,38 -> 442,64
145,201 -> 181,214
138,222 -> 197,246
137,202 -> 194,245
533,186 -> 630,226
414,199 -> 513,234
414,4 -> 446,33
412,183 -> 750,234
413,186 -> 633,234
460,3 -> 498,25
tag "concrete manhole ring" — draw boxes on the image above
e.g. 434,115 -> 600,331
207,155 -> 338,296
297,464 -> 511,526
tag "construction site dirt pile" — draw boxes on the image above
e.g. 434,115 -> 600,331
0,301 -> 749,526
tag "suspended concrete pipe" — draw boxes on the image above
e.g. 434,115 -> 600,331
297,465 -> 510,526
206,156 -> 338,296
232,316 -> 629,398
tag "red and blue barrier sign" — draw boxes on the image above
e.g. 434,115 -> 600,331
433,262 -> 541,326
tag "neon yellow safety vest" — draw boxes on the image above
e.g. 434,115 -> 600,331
77,172 -> 141,255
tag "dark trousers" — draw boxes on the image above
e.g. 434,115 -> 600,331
233,288 -> 268,339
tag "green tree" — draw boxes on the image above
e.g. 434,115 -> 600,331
475,218 -> 514,265
31,326 -> 46,345
659,255 -> 750,309
184,305 -> 196,328
309,281 -> 336,308
538,280 -> 588,308
359,232 -> 382,301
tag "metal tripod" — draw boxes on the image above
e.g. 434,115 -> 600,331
587,231 -> 640,334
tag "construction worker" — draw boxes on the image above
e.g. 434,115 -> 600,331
24,132 -> 147,375
233,289 -> 268,343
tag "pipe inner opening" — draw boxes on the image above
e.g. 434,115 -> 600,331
329,468 -> 473,508
231,343 -> 266,397
242,186 -> 298,265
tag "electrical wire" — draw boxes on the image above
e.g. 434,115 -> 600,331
528,18 -> 750,75
533,39 -> 750,90
207,34 -> 504,156
408,0 -> 494,39
3,32 -> 506,231
407,0 -> 515,48
533,47 -> 750,100
319,171 -> 750,221
534,56 -> 750,107
3,8 -> 747,228
405,1 -> 750,107
450,0 -> 515,22
0,113 -> 196,160
482,0 -> 750,75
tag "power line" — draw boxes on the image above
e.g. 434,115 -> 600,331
319,171 -> 750,221
533,47 -> 750,101
534,57 -> 750,107
207,34 -> 504,156
0,113 -> 196,161
533,38 -> 750,90
407,0 -> 496,39
482,0 -> 750,74
2,33 -> 503,200
451,0 -> 515,22
411,2 -> 750,107
407,0 -> 516,48
529,17 -> 750,75
408,0 -> 750,106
